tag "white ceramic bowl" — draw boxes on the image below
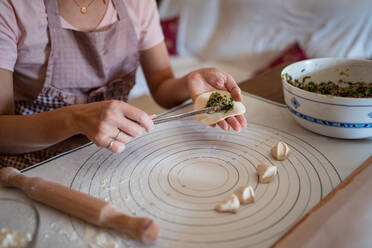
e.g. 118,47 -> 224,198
281,58 -> 372,139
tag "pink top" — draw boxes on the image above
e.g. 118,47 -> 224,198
0,0 -> 164,75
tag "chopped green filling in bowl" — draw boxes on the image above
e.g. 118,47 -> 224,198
206,92 -> 234,113
283,73 -> 372,98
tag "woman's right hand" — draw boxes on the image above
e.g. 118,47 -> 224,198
70,100 -> 154,153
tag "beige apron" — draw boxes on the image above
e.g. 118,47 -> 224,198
1,0 -> 140,169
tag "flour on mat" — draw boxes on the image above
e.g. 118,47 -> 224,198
0,228 -> 31,248
119,178 -> 128,184
49,222 -> 78,242
87,233 -> 119,248
85,224 -> 127,248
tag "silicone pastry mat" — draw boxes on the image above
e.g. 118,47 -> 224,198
1,93 -> 371,248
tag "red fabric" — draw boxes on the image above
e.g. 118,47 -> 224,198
160,16 -> 179,55
256,43 -> 307,75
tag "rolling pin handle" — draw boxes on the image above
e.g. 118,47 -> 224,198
0,167 -> 22,188
0,167 -> 160,243
102,206 -> 159,243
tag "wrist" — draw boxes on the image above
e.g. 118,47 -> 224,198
181,74 -> 191,99
64,105 -> 80,135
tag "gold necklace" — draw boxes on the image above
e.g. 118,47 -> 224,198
72,0 -> 100,14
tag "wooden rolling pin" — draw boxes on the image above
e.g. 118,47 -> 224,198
0,167 -> 159,243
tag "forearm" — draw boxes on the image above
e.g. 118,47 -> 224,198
0,106 -> 78,154
151,74 -> 190,109
140,42 -> 191,109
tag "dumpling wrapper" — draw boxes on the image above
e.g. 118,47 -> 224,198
271,141 -> 291,161
194,90 -> 246,125
234,185 -> 255,204
257,164 -> 277,184
215,194 -> 240,214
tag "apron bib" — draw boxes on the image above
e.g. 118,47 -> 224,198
1,0 -> 140,169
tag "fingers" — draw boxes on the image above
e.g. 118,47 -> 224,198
123,104 -> 154,133
217,115 -> 247,132
114,130 -> 132,144
217,120 -> 229,131
187,68 -> 243,105
109,129 -> 133,144
225,74 -> 242,102
205,69 -> 242,101
226,117 -> 241,132
80,100 -> 155,153
112,142 -> 125,153
106,139 -> 126,153
104,130 -> 132,153
117,118 -> 144,137
235,114 -> 247,128
106,104 -> 153,152
209,70 -> 228,90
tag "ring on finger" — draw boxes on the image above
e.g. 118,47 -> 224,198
114,130 -> 123,140
107,139 -> 115,150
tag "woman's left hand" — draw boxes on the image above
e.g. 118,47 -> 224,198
187,68 -> 247,131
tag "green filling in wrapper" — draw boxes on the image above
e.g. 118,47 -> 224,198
206,92 -> 234,113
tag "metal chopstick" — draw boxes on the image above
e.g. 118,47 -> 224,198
153,108 -> 212,124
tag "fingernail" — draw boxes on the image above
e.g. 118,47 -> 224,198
118,144 -> 126,153
147,126 -> 154,133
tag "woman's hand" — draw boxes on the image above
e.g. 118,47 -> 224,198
187,68 -> 247,131
71,100 -> 154,153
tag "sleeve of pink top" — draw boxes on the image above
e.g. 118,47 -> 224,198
0,1 -> 19,72
138,0 -> 164,51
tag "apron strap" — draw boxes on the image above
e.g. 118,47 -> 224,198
111,0 -> 129,21
43,0 -> 62,28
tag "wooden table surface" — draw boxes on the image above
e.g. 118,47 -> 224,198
239,63 -> 290,104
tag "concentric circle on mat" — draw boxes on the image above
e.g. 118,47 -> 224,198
172,158 -> 229,191
69,121 -> 341,248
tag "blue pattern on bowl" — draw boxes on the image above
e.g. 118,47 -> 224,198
287,106 -> 372,128
291,97 -> 300,109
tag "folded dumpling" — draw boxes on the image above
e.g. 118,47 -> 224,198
194,90 -> 246,125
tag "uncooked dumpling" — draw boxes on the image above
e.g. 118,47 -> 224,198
194,90 -> 246,125
234,185 -> 255,204
271,141 -> 290,161
215,194 -> 240,214
257,164 -> 277,184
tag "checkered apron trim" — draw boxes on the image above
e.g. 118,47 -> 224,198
15,95 -> 67,115
1,0 -> 139,170
0,135 -> 90,170
14,76 -> 136,116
